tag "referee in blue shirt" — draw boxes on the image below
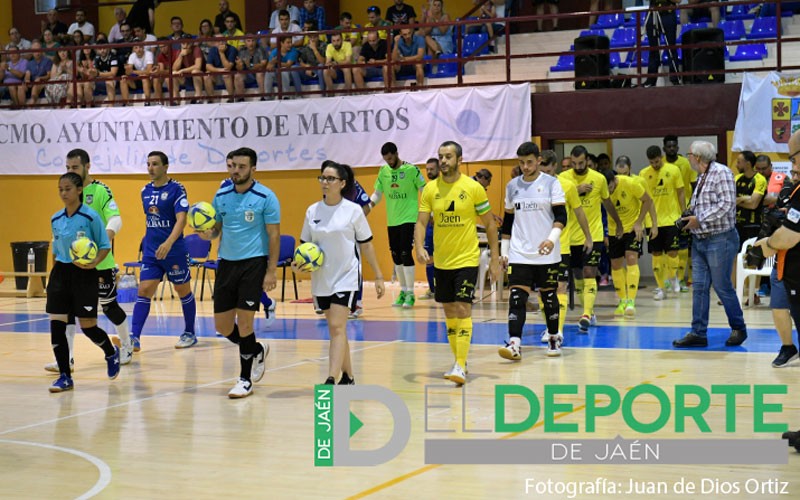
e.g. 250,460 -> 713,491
199,147 -> 280,398
48,172 -> 120,392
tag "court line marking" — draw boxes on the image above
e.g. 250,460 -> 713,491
0,317 -> 49,327
0,339 -> 402,438
0,438 -> 112,499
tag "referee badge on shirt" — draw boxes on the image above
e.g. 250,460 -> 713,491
245,210 -> 255,222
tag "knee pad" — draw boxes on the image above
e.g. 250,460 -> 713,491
390,249 -> 403,266
401,250 -> 414,266
508,287 -> 529,336
101,300 -> 128,326
509,287 -> 530,314
540,289 -> 559,319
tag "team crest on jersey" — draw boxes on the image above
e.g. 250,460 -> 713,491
244,210 -> 255,222
76,231 -> 86,239
161,192 -> 168,200
98,277 -> 105,284
85,194 -> 94,204
148,206 -> 159,214
172,265 -> 180,270
399,172 -> 406,179
459,191 -> 467,201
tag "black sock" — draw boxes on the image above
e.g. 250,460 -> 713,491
508,287 -> 529,339
541,289 -> 560,334
82,325 -> 115,357
51,320 -> 71,377
102,300 -> 127,325
226,324 -> 241,344
239,333 -> 257,381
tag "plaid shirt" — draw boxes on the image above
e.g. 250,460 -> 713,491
689,161 -> 737,238
299,6 -> 327,30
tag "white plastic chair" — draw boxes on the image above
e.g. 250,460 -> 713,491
735,237 -> 774,306
476,248 -> 494,301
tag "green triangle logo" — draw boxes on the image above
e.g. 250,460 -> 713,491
350,411 -> 364,437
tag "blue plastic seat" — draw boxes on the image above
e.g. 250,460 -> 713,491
729,43 -> 767,61
462,33 -> 489,57
726,4 -> 755,20
746,16 -> 778,39
661,48 -> 682,66
719,19 -> 746,40
623,12 -> 646,27
591,13 -> 623,29
620,49 -> 648,69
429,54 -> 459,78
609,51 -> 621,68
549,54 -> 574,72
610,27 -> 636,48
678,22 -> 708,41
579,29 -> 606,38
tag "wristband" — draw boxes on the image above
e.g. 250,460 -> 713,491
547,227 -> 562,244
500,239 -> 509,258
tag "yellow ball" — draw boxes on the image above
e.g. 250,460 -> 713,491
70,237 -> 98,265
189,202 -> 217,231
293,242 -> 324,272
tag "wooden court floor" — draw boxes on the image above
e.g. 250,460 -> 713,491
0,278 -> 799,499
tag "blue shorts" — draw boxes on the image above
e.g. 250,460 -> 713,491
770,267 -> 790,310
140,253 -> 191,285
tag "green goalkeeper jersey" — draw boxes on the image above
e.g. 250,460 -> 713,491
83,180 -> 120,270
374,162 -> 426,226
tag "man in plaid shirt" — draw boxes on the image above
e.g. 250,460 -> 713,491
673,141 -> 747,348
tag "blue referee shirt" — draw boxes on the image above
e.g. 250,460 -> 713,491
51,204 -> 111,264
213,180 -> 281,261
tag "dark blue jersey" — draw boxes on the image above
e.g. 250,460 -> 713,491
141,179 -> 189,258
51,204 -> 111,264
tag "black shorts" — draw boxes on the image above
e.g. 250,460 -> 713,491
557,254 -> 570,282
608,232 -> 643,259
648,225 -> 681,254
387,222 -> 415,254
678,230 -> 691,250
313,290 -> 357,312
214,256 -> 268,313
97,267 -> 118,302
434,266 -> 478,303
570,242 -> 603,268
508,262 -> 559,290
396,65 -> 418,77
46,261 -> 100,318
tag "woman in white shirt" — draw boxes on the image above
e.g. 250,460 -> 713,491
295,162 -> 385,385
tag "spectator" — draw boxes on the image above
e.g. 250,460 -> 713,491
6,27 -> 32,53
386,0 -> 417,27
25,40 -> 53,103
535,0 -> 559,31
354,30 -> 388,89
473,168 -> 492,189
71,30 -> 87,49
45,47 -> 75,106
302,19 -> 327,45
299,0 -> 327,31
42,29 -> 61,58
87,41 -> 119,106
392,28 -> 425,87
214,0 -> 242,34
203,36 -> 237,102
234,35 -> 267,100
122,43 -> 155,105
3,47 -> 28,107
169,16 -> 189,43
133,25 -> 158,54
365,6 -> 392,40
223,14 -> 246,50
265,36 -> 302,99
172,36 -> 205,103
76,45 -> 97,106
68,9 -> 96,42
469,0 -> 503,52
108,8 -> 128,43
336,12 -> 363,59
680,0 -> 720,27
41,9 -> 68,40
95,32 -> 109,44
151,39 -> 175,103
270,10 -> 304,49
756,155 -> 792,209
270,0 -> 301,30
421,0 -> 453,56
115,23 -> 134,65
197,19 -> 215,59
127,0 -> 158,34
297,25 -> 327,93
324,33 -> 353,94
588,0 -> 608,28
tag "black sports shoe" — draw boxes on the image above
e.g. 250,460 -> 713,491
338,373 -> 355,385
782,430 -> 800,452
672,332 -> 708,348
772,345 -> 799,368
725,329 -> 748,346
323,376 -> 335,385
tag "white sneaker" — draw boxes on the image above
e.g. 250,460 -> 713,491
498,340 -> 522,361
590,314 -> 597,326
540,328 -> 549,343
547,333 -> 563,357
111,336 -> 134,365
672,278 -> 681,294
443,362 -> 466,385
228,378 -> 253,398
348,306 -> 363,319
44,359 -> 74,373
174,332 -> 198,349
653,288 -> 666,301
252,342 -> 269,383
263,301 -> 276,329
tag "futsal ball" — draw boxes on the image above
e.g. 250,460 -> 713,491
70,237 -> 98,265
294,242 -> 324,272
189,202 -> 217,231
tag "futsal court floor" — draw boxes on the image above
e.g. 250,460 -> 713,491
0,277 -> 798,499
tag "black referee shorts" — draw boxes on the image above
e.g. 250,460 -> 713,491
214,256 -> 269,313
508,262 -> 559,289
46,261 -> 100,318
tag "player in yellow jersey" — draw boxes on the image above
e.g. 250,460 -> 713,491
538,151 -> 592,341
560,146 -> 623,333
415,141 -> 500,385
664,135 -> 696,292
640,145 -> 685,301
605,167 -> 655,317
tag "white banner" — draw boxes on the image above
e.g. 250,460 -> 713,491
0,84 -> 531,175
732,72 -> 800,153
